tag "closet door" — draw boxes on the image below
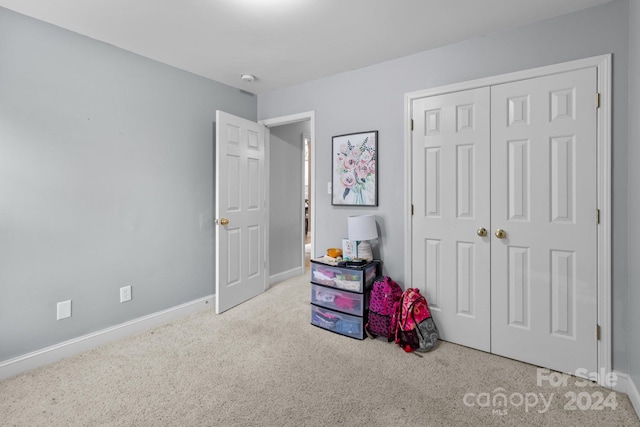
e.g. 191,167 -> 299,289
490,68 -> 598,374
411,88 -> 491,351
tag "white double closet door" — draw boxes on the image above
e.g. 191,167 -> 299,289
412,67 -> 598,374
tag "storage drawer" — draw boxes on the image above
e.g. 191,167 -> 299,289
310,304 -> 365,340
310,260 -> 378,293
311,283 -> 368,316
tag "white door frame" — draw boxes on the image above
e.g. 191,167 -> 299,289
404,55 -> 612,385
260,111 -> 317,273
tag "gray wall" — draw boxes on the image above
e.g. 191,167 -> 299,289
258,1 -> 630,372
0,8 -> 256,361
627,0 -> 640,387
268,121 -> 309,276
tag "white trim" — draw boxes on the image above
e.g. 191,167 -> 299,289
404,54 -> 612,386
269,266 -> 305,286
0,294 -> 215,381
260,111 -> 316,260
261,111 -> 314,128
405,55 -> 610,101
596,56 -> 613,382
264,123 -> 271,291
403,86 -> 413,285
302,133 -> 311,271
612,371 -> 640,419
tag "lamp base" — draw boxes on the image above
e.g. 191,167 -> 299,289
357,241 -> 373,261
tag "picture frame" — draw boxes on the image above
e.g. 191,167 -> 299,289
332,130 -> 378,206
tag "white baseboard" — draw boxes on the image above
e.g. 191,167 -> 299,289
0,294 -> 215,381
269,266 -> 304,285
613,371 -> 640,420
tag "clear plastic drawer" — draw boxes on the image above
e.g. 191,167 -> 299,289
310,283 -> 368,316
310,260 -> 378,293
310,304 -> 365,340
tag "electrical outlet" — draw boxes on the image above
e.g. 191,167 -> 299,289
57,300 -> 72,320
120,286 -> 132,303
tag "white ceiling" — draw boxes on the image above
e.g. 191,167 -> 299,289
0,0 -> 614,94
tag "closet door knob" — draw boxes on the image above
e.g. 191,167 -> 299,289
216,218 -> 229,226
477,228 -> 487,237
495,229 -> 507,239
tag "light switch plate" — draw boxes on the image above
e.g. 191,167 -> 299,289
120,285 -> 132,303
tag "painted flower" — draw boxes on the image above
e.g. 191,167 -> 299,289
360,150 -> 373,164
341,171 -> 356,188
343,156 -> 358,170
356,164 -> 369,181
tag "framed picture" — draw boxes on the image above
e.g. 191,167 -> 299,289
332,130 -> 378,206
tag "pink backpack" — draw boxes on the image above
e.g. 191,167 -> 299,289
365,276 -> 403,341
395,288 -> 439,353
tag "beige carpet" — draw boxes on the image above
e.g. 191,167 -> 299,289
1,274 -> 638,427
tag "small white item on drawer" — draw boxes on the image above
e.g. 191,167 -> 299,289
313,270 -> 334,283
315,289 -> 335,303
334,279 -> 360,291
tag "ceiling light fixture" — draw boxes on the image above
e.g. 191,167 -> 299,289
241,74 -> 256,82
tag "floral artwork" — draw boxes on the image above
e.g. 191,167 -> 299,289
332,131 -> 378,206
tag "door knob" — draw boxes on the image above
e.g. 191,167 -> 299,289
477,227 -> 487,237
216,218 -> 229,226
495,229 -> 507,239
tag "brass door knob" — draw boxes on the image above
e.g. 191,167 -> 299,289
217,218 -> 229,226
477,227 -> 487,237
495,229 -> 507,239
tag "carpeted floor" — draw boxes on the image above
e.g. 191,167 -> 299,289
1,273 -> 638,426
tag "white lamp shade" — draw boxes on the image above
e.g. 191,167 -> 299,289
347,215 -> 378,241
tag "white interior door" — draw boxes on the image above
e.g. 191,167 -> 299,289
410,67 -> 598,374
215,110 -> 268,314
490,68 -> 598,373
412,87 -> 491,352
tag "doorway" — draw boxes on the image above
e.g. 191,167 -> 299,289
261,112 -> 316,285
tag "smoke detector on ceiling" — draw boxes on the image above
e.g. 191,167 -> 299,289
241,74 -> 256,82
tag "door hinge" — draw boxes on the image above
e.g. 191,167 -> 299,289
410,119 -> 414,131
596,324 -> 601,341
596,208 -> 600,224
411,204 -> 414,216
596,93 -> 601,109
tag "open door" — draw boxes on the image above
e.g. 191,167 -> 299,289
215,110 -> 268,314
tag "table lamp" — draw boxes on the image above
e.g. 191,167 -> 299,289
347,214 -> 378,261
